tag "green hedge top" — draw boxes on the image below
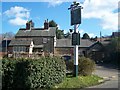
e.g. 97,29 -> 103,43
2,57 -> 66,89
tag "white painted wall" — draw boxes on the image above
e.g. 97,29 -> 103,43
29,41 -> 34,54
54,36 -> 57,47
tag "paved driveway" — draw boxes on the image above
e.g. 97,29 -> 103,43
89,64 -> 119,89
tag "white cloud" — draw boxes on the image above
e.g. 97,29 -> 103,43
78,29 -> 95,38
82,0 -> 118,31
9,17 -> 27,26
48,0 -> 63,7
4,6 -> 30,26
101,12 -> 118,30
47,0 -> 80,7
44,0 -> 118,31
88,33 -> 95,38
63,30 -> 68,34
42,25 -> 44,28
57,24 -> 60,29
79,29 -> 84,34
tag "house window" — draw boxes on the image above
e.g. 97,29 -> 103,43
43,38 -> 48,44
13,47 -> 16,52
26,47 -> 29,52
23,47 -> 26,52
19,46 -> 23,52
13,46 -> 26,52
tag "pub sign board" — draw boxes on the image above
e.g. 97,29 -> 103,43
72,32 -> 80,45
71,8 -> 81,25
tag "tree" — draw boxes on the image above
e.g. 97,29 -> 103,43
49,20 -> 57,27
90,36 -> 98,41
56,29 -> 64,39
82,33 -> 90,39
108,37 -> 120,52
2,32 -> 15,39
104,37 -> 120,64
49,20 -> 64,39
64,32 -> 71,38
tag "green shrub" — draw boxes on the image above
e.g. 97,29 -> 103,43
2,58 -> 16,89
78,57 -> 96,76
2,57 -> 66,89
67,56 -> 96,76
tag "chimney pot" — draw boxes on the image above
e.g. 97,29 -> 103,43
26,20 -> 34,30
44,19 -> 49,29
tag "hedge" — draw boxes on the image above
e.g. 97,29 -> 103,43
67,56 -> 96,76
2,57 -> 66,89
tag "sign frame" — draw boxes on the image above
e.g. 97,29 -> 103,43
71,8 -> 81,25
72,32 -> 80,45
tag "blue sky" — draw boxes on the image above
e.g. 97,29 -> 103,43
1,0 -> 119,37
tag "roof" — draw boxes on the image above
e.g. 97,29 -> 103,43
15,27 -> 56,37
87,41 -> 103,51
55,39 -> 95,48
9,39 -> 31,46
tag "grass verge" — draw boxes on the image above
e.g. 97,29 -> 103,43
54,75 -> 103,88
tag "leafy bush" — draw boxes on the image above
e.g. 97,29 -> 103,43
105,52 -> 120,65
67,56 -> 96,76
78,57 -> 96,76
2,58 -> 16,89
2,57 -> 66,89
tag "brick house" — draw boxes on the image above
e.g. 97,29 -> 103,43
54,39 -> 94,55
54,38 -> 106,62
9,20 -> 57,58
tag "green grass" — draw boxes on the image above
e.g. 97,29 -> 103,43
54,75 -> 103,88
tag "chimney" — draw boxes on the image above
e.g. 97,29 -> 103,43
26,21 -> 30,30
44,19 -> 49,29
26,20 -> 34,30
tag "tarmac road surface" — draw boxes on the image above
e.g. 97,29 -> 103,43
88,64 -> 119,89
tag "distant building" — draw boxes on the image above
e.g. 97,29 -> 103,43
96,37 -> 111,42
54,38 -> 109,62
112,32 -> 120,37
55,39 -> 95,55
55,39 -> 102,55
0,39 -> 11,58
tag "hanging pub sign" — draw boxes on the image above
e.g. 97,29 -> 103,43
71,8 -> 81,25
72,32 -> 80,45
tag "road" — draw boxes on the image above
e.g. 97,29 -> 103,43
88,64 -> 119,89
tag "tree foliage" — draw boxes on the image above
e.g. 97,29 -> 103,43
49,20 -> 64,39
2,32 -> 15,39
64,32 -> 71,38
82,33 -> 90,39
56,30 -> 64,39
106,37 -> 120,53
104,37 -> 120,64
49,20 -> 57,27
